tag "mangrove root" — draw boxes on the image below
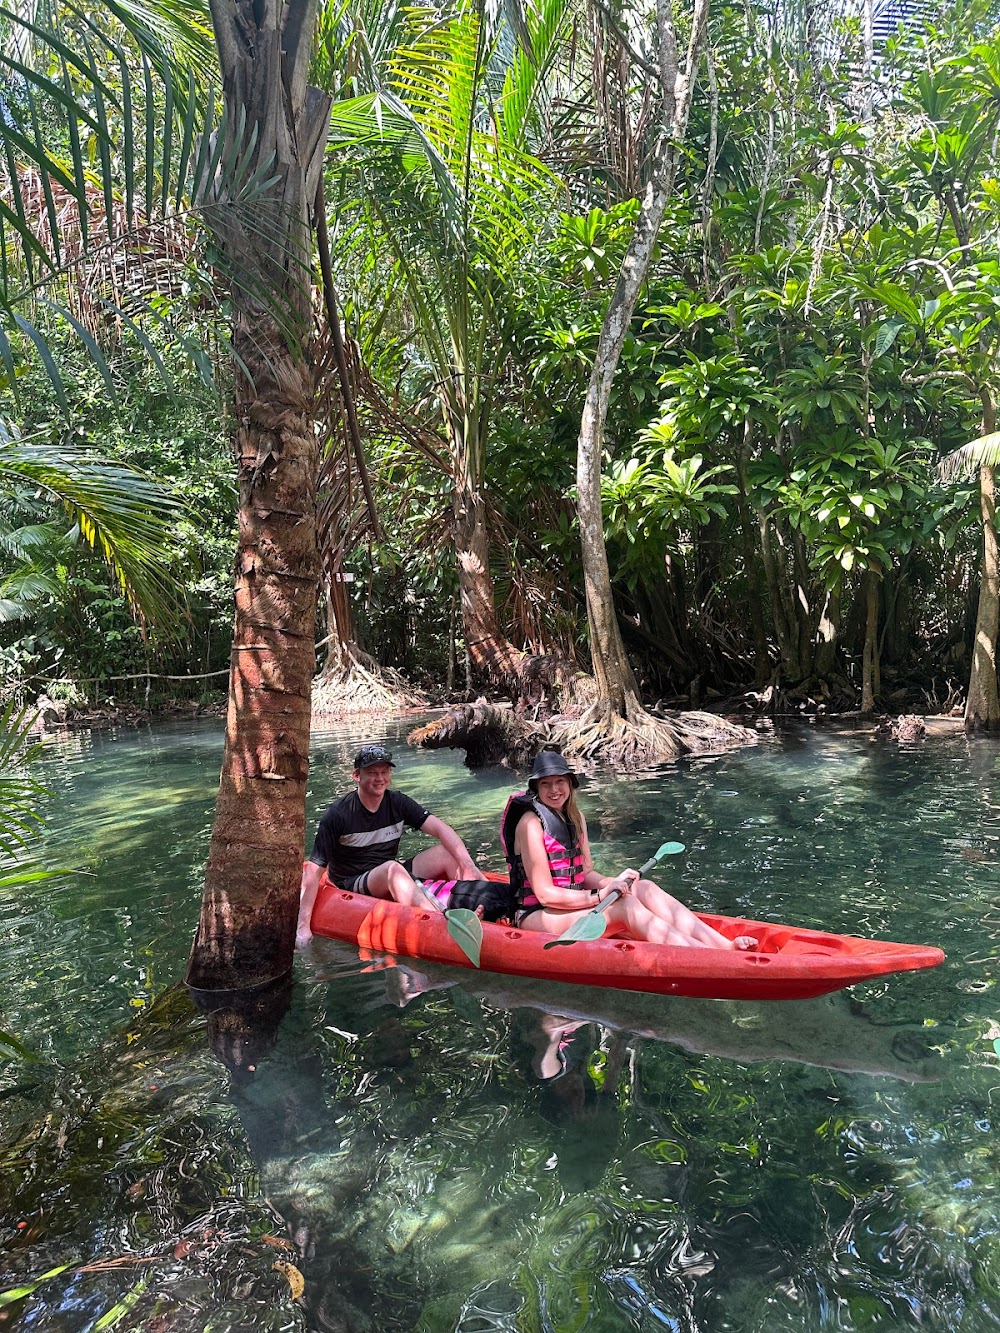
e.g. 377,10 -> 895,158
408,699 -> 756,771
313,644 -> 425,718
873,714 -> 927,743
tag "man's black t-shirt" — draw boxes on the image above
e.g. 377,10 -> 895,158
307,789 -> 431,885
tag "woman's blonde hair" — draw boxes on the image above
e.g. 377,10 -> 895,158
566,788 -> 585,844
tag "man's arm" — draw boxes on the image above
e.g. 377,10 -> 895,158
420,814 -> 481,878
297,860 -> 324,948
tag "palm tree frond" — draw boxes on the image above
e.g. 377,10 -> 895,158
0,436 -> 187,634
936,431 -> 1000,483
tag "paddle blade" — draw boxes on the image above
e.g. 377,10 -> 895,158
445,908 -> 483,967
636,841 -> 685,875
542,912 -> 611,948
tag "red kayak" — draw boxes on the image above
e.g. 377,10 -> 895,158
309,871 -> 945,1002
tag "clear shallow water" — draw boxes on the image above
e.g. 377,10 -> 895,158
1,718 -> 999,1331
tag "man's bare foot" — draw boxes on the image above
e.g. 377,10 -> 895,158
734,935 -> 759,952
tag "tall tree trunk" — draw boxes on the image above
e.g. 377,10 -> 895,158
188,0 -> 330,990
791,527 -> 814,678
445,393 -> 522,694
814,584 -> 841,679
966,445 -> 1000,729
577,0 -> 711,718
758,509 -> 795,673
735,426 -> 769,683
860,570 -> 879,715
452,476 -> 521,689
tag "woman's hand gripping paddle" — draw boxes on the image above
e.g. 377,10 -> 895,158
542,841 -> 685,949
416,882 -> 484,967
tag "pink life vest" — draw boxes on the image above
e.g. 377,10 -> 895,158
499,792 -> 585,912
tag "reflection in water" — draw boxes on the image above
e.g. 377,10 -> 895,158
190,972 -> 293,1086
1,720 -> 1000,1329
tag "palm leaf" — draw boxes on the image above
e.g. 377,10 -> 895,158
936,432 -> 1000,484
0,0 -> 305,408
0,434 -> 185,633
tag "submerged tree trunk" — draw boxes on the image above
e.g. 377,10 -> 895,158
576,0 -> 710,728
188,0 -> 330,990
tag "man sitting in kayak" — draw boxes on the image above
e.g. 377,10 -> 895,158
297,742 -> 496,948
502,749 -> 742,948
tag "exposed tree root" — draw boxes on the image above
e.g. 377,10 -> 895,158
873,714 -> 926,743
408,701 -> 538,768
313,643 -> 425,718
408,698 -> 756,771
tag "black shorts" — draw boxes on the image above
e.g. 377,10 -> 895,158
338,858 -> 416,896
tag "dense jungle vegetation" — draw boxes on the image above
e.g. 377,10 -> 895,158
3,0 -> 1000,725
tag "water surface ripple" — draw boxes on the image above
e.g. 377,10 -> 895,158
0,719 -> 998,1332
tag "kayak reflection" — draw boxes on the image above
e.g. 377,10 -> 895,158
311,940 -> 939,1083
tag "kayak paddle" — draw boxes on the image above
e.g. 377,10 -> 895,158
416,881 -> 484,967
542,840 -> 685,949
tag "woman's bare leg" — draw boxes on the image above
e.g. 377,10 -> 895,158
632,878 -> 734,949
518,897 -> 725,948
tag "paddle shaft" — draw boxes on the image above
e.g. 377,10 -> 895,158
541,840 -> 686,948
415,879 -> 448,914
593,846 -> 666,913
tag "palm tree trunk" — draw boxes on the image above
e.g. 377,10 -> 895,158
452,476 -> 522,689
190,328 -> 320,989
577,0 -> 711,719
188,0 -> 330,990
445,392 -> 523,693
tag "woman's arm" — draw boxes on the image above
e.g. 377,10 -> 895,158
519,815 -> 620,911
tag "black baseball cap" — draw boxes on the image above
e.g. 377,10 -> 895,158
353,743 -> 396,770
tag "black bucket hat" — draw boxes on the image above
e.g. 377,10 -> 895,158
527,749 -> 579,791
353,743 -> 396,770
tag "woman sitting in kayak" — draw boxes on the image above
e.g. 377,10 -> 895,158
502,750 -> 741,949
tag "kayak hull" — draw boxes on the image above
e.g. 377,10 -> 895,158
309,873 -> 945,1002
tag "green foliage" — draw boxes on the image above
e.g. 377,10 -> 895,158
602,450 -> 736,591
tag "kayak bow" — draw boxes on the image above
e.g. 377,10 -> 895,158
308,871 -> 945,1002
